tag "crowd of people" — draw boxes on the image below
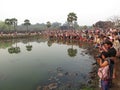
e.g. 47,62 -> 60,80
93,28 -> 120,90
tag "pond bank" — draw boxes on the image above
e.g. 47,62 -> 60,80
110,57 -> 120,90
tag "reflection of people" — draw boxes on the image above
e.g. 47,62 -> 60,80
97,52 -> 110,90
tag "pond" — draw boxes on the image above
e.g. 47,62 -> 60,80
0,38 -> 95,90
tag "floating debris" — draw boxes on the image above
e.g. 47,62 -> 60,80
48,83 -> 58,90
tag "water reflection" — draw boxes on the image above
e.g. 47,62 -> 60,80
26,38 -> 33,51
47,40 -> 53,47
0,37 -> 95,90
0,40 -> 12,49
8,47 -> 20,54
67,40 -> 77,57
8,39 -> 21,54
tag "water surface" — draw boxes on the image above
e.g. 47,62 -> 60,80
0,38 -> 94,90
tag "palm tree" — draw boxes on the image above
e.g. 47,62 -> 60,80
11,18 -> 17,31
5,19 -> 12,31
23,19 -> 31,32
67,12 -> 77,29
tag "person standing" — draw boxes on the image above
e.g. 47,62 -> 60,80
102,40 -> 117,87
97,52 -> 110,90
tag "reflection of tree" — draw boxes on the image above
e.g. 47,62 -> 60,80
67,43 -> 77,57
26,38 -> 32,51
47,40 -> 53,47
47,38 -> 57,47
8,47 -> 20,54
0,41 -> 12,49
26,45 -> 32,51
8,39 -> 20,54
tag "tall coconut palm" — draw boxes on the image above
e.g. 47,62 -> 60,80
23,19 -> 31,32
5,18 -> 12,31
11,18 -> 18,31
67,12 -> 77,29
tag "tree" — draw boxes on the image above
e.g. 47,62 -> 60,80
5,19 -> 12,31
93,21 -> 114,30
46,21 -> 51,30
73,21 -> 80,30
109,15 -> 120,27
0,21 -> 9,31
67,12 -> 77,29
82,25 -> 88,30
51,22 -> 61,30
11,18 -> 18,31
23,19 -> 31,32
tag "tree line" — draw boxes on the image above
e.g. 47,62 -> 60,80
0,13 -> 120,32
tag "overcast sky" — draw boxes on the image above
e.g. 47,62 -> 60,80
0,0 -> 120,25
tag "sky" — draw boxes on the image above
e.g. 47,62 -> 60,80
0,0 -> 120,25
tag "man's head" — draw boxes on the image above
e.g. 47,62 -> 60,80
104,40 -> 113,49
